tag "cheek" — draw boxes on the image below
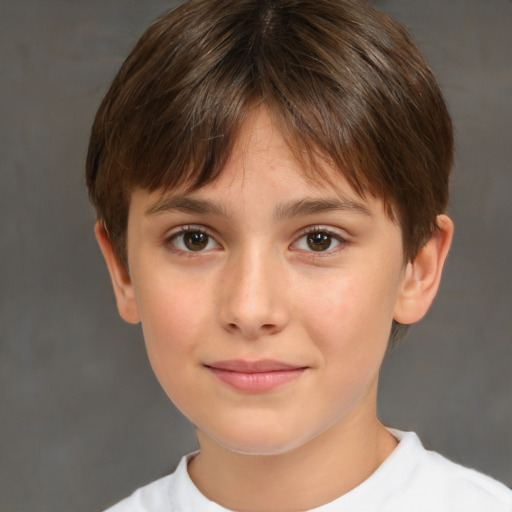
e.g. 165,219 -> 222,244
136,266 -> 208,332
302,273 -> 391,333
298,272 -> 395,369
133,273 -> 209,388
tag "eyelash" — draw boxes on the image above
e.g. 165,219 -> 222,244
164,225 -> 221,255
292,226 -> 347,255
163,225 -> 347,255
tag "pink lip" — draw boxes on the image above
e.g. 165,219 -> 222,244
205,360 -> 307,392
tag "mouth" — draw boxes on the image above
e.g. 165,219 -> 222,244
204,359 -> 308,393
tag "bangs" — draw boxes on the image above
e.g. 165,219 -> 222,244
87,0 -> 452,267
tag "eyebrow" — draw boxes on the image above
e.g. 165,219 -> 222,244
146,195 -> 372,220
146,196 -> 231,217
273,197 -> 372,220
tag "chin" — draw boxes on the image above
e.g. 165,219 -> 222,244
204,421 -> 316,457
217,437 -> 299,457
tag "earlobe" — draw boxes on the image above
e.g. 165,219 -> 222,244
94,221 -> 141,324
394,214 -> 454,325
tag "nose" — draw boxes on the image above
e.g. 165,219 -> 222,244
218,246 -> 290,340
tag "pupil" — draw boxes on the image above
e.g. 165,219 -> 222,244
307,232 -> 331,251
184,232 -> 208,251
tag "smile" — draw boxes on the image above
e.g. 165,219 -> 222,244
204,360 -> 308,393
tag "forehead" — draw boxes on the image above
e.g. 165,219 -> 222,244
167,107 -> 369,203
227,107 -> 347,189
129,108 -> 396,228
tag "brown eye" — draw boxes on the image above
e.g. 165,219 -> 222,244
306,232 -> 333,251
183,232 -> 209,251
169,228 -> 220,253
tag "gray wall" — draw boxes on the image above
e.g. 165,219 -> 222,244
1,1 -> 510,511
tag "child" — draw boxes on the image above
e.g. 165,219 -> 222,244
86,0 -> 512,510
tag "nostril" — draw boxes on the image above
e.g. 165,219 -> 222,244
223,322 -> 279,337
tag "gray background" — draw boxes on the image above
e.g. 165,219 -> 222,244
1,1 -> 511,511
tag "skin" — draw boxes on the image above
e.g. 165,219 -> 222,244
97,108 -> 453,511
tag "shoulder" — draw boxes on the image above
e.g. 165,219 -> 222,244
101,452 -> 226,512
102,473 -> 175,512
386,430 -> 512,512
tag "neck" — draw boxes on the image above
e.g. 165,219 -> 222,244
188,396 -> 397,511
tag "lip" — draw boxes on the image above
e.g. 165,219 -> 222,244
204,359 -> 308,392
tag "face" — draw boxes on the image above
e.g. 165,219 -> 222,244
115,109 -> 414,456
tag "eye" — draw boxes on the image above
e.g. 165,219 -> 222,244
167,227 -> 220,252
293,229 -> 343,252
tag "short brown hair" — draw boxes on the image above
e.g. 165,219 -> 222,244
86,0 -> 453,342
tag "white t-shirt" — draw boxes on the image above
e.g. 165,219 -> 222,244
104,430 -> 512,511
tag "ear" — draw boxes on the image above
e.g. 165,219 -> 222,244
94,221 -> 140,324
394,214 -> 454,325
